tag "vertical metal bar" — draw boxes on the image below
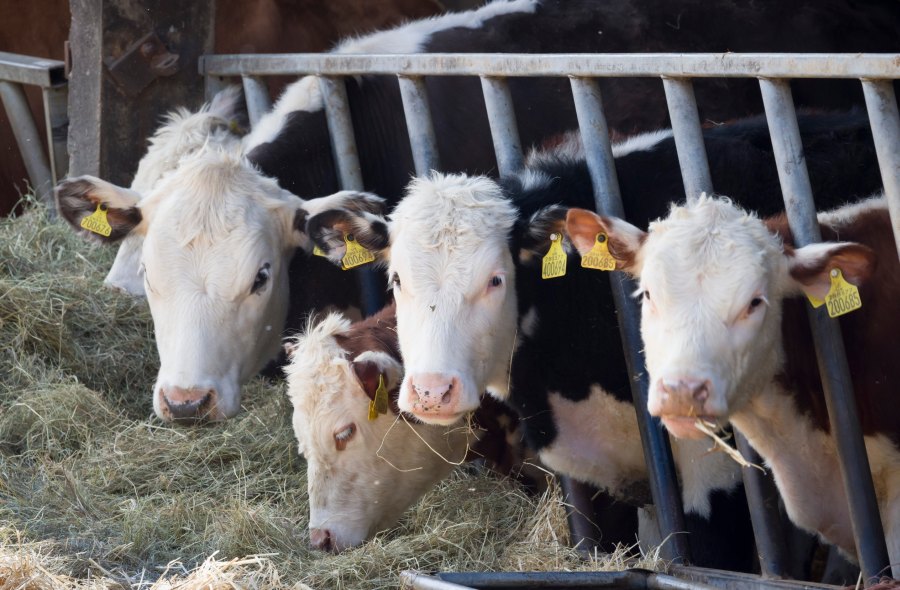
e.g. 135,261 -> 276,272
569,76 -> 689,565
861,79 -> 900,262
42,84 -> 68,188
397,75 -> 441,175
0,80 -> 54,206
560,477 -> 599,550
735,435 -> 789,578
318,75 -> 382,317
759,77 -> 890,584
204,74 -> 230,103
664,76 -> 790,577
480,76 -> 524,176
241,74 -> 272,129
661,77 -> 713,200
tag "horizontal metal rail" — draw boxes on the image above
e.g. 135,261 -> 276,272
201,52 -> 900,79
0,51 -> 68,209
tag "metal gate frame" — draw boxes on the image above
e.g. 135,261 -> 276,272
198,52 -> 900,587
0,51 -> 69,208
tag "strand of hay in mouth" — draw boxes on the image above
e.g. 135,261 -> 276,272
693,419 -> 765,473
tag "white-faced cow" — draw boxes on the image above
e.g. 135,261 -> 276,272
306,110 -> 884,569
56,0 -> 898,422
565,195 -> 899,574
284,304 -> 532,552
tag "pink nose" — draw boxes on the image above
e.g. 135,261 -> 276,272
310,528 -> 334,552
649,378 -> 713,439
159,386 -> 217,421
406,373 -> 460,417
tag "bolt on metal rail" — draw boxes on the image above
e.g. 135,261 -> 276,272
200,52 -> 899,587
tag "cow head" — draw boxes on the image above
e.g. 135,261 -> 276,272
565,196 -> 876,439
56,146 -> 385,422
307,173 -> 519,425
284,312 -> 471,551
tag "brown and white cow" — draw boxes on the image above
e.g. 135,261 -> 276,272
284,304 -> 530,552
565,195 -> 900,574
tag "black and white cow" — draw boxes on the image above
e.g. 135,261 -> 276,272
305,110 -> 884,569
56,0 -> 900,421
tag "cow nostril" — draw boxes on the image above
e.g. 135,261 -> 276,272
163,391 -> 213,420
692,382 -> 710,403
310,528 -> 333,551
441,391 -> 452,404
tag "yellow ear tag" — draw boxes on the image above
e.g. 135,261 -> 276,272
341,234 -> 375,270
80,203 -> 113,237
367,373 -> 390,421
823,268 -> 862,318
542,233 -> 567,279
312,245 -> 327,257
581,232 -> 617,271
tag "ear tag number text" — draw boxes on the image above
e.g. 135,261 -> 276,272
823,268 -> 862,318
312,245 -> 327,257
581,233 -> 616,271
542,233 -> 567,279
341,234 -> 375,270
368,373 -> 390,421
80,203 -> 112,237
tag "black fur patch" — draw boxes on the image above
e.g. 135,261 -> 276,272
55,179 -> 142,243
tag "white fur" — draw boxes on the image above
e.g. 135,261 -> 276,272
106,88 -> 243,295
284,313 -> 474,550
523,128 -> 672,172
611,129 -> 674,158
244,0 -> 539,150
630,195 -> 898,571
388,173 -> 520,423
539,386 -> 741,518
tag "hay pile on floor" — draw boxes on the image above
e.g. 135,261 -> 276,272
0,199 -> 664,589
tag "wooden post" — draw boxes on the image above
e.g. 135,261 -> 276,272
67,0 -> 215,185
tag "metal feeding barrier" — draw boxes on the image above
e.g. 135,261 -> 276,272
0,51 -> 69,208
199,52 -> 900,589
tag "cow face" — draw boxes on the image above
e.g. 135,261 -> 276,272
284,313 -> 470,551
56,147 -> 385,422
565,196 -> 875,439
308,173 -> 520,426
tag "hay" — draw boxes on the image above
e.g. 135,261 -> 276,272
0,198 -> 665,588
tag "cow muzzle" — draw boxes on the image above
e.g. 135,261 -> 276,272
158,386 -> 221,422
648,377 -> 715,440
403,373 -> 467,425
309,527 -> 335,552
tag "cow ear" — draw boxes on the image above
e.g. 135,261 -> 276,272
786,242 -> 876,300
350,350 -> 403,403
305,207 -> 389,265
565,208 -> 647,274
55,176 -> 144,243
517,205 -> 572,264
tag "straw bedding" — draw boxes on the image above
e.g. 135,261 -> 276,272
0,197 -> 662,589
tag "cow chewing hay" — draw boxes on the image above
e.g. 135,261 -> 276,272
0,197 -> 665,588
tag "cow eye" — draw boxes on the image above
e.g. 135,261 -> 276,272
251,263 -> 271,295
389,272 -> 401,292
747,296 -> 767,313
334,423 -> 356,451
489,275 -> 503,288
643,290 -> 651,301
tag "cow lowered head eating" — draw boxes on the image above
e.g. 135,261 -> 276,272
56,145 -> 385,422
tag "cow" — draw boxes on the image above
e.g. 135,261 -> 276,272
563,195 -> 899,576
283,303 -> 534,552
303,110 -> 883,569
56,0 -> 900,422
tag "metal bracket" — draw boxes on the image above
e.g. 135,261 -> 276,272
105,32 -> 179,96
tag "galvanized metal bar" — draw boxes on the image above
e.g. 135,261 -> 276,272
569,76 -> 690,565
670,566 -> 842,590
200,52 -> 900,80
401,571 -> 479,590
861,79 -> 900,262
479,76 -> 524,176
0,80 -> 54,205
735,433 -> 790,578
559,477 -> 600,550
42,84 -> 69,187
318,75 -> 383,317
241,75 -> 272,129
759,77 -> 890,584
0,51 -> 66,87
204,74 -> 231,103
661,77 -> 712,201
397,75 -> 441,175
433,570 -> 646,589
